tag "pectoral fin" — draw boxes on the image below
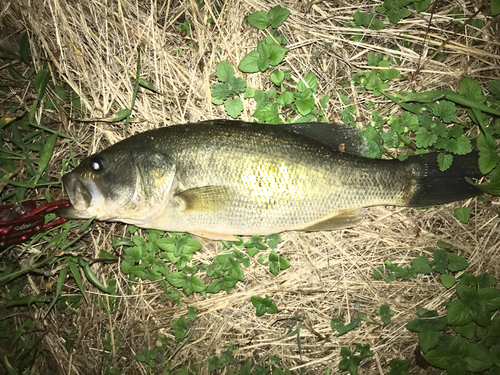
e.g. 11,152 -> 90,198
302,208 -> 366,231
176,186 -> 231,212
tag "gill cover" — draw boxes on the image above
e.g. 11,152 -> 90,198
60,148 -> 177,225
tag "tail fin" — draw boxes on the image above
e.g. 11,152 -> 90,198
407,152 -> 483,207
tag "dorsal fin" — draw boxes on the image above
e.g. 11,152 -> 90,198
278,123 -> 368,156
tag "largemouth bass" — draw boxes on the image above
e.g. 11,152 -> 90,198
59,120 -> 481,239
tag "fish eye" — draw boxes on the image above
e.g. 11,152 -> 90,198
89,157 -> 105,173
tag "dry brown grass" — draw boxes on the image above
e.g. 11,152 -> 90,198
1,0 -> 500,374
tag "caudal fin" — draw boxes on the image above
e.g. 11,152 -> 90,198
407,152 -> 483,207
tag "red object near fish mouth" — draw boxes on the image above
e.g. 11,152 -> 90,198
0,199 -> 72,248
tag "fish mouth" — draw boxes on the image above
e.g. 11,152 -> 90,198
58,173 -> 100,219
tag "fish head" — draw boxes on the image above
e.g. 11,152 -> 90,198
59,143 -> 177,225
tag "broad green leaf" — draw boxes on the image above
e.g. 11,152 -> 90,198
387,358 -> 411,375
447,299 -> 473,326
492,0 -> 500,16
297,72 -> 318,94
206,279 -> 222,294
419,329 -> 440,353
156,237 -> 176,251
448,253 -> 468,272
137,78 -> 155,91
466,342 -> 494,372
216,61 -> 234,82
477,132 -> 499,174
454,321 -> 475,339
407,316 -> 447,332
367,53 -> 383,66
35,68 -> 50,100
256,303 -> 267,316
225,98 -> 243,118
294,94 -> 315,116
454,207 -> 471,224
268,43 -> 289,66
319,94 -> 329,109
111,108 -> 131,122
253,102 -> 278,121
449,135 -> 472,155
415,127 -> 437,148
244,86 -> 255,98
437,153 -> 453,171
269,262 -> 279,276
331,317 -> 361,336
433,249 -> 449,273
247,11 -> 269,30
265,233 -> 282,249
456,284 -> 478,304
459,77 -> 486,104
251,295 -> 262,307
124,246 -> 142,262
428,101 -> 457,123
270,70 -> 285,86
97,250 -> 116,260
211,84 -> 229,100
411,256 -> 431,274
187,276 -> 206,292
478,287 -> 500,311
267,302 -> 278,314
238,51 -> 261,73
413,0 -> 431,13
489,80 -> 500,99
166,272 -> 187,288
423,349 -> 453,370
268,5 -> 290,28
279,257 -> 290,270
277,91 -> 294,105
469,301 -> 491,326
377,304 -> 394,324
441,274 -> 455,288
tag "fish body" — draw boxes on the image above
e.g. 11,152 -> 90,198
60,120 -> 481,238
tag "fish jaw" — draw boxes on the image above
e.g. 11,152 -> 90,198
59,172 -> 105,219
62,172 -> 92,210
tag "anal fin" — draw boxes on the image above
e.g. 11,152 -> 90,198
190,231 -> 239,241
302,208 -> 366,231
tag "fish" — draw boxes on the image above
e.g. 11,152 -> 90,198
58,120 -> 482,240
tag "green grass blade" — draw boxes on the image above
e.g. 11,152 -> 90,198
446,92 -> 500,116
34,68 -> 50,100
28,122 -> 73,138
0,177 -> 34,188
34,133 -> 57,185
68,259 -> 86,300
382,91 -> 423,115
19,32 -> 31,65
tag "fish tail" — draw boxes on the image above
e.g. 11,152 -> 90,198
406,152 -> 483,207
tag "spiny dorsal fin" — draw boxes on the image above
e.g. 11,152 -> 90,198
280,123 -> 368,156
